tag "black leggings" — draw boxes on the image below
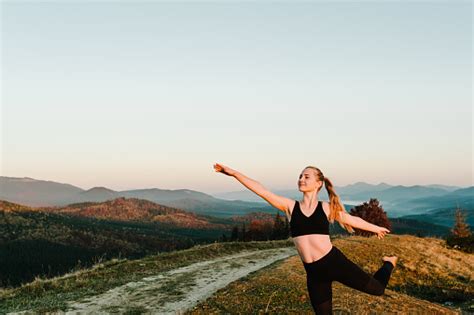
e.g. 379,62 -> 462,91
303,246 -> 394,314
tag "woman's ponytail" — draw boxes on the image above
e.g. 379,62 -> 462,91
323,177 -> 355,233
305,166 -> 354,233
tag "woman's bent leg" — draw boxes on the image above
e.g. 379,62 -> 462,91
362,261 -> 395,295
331,248 -> 394,296
373,261 -> 394,287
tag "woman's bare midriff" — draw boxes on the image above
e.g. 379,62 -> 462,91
292,234 -> 333,263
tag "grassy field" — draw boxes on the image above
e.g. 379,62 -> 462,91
187,235 -> 473,314
1,234 -> 472,314
0,239 -> 293,313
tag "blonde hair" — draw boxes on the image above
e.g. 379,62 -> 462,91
305,166 -> 354,233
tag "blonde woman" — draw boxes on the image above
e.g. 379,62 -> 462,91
213,163 -> 397,314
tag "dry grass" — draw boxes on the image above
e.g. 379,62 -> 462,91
187,234 -> 472,314
0,240 -> 293,313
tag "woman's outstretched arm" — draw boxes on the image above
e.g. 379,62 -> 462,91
336,211 -> 390,239
213,163 -> 293,213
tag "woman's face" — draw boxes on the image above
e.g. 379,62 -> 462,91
298,168 -> 322,192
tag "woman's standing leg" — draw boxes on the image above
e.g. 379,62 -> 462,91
306,277 -> 333,314
304,258 -> 334,314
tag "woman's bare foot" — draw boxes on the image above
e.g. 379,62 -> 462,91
382,256 -> 398,268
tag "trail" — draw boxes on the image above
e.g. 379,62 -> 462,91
63,247 -> 297,314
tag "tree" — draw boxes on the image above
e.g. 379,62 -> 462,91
272,212 -> 289,240
241,223 -> 247,241
221,233 -> 228,242
249,219 -> 267,241
452,208 -> 471,238
230,226 -> 239,241
349,198 -> 391,237
446,208 -> 473,253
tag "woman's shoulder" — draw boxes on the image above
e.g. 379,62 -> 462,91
286,199 -> 297,216
321,201 -> 331,217
290,199 -> 297,211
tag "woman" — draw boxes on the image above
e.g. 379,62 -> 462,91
213,163 -> 397,314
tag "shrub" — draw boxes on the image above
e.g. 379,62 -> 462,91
349,198 -> 391,237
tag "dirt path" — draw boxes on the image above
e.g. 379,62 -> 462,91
63,247 -> 297,314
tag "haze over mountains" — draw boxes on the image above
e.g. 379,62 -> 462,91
0,176 -> 472,224
215,182 -> 463,204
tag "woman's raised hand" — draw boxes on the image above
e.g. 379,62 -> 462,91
374,226 -> 390,240
213,163 -> 236,176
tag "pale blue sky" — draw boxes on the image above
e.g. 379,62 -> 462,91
1,1 -> 472,193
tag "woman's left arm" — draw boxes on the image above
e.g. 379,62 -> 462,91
337,212 -> 390,239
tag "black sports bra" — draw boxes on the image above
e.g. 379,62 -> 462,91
289,200 -> 329,237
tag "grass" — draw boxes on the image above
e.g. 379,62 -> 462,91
2,234 -> 472,314
0,239 -> 293,313
187,235 -> 473,314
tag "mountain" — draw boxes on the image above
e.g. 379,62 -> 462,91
0,177 -> 83,206
213,189 -> 303,202
0,177 -> 220,206
119,188 -> 214,202
328,215 -> 450,237
213,183 -> 471,219
450,186 -> 474,196
78,187 -> 116,202
400,207 -> 474,228
2,176 -> 471,222
0,177 -> 273,218
213,182 -> 459,205
346,185 -> 451,204
389,218 -> 451,236
214,182 -> 392,202
213,182 -> 394,201
388,187 -> 474,217
42,197 -> 229,229
336,181 -> 393,195
425,184 -> 462,192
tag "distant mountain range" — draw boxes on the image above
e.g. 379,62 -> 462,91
0,176 -> 472,221
0,177 -> 274,218
214,182 -> 463,204
212,183 -> 390,202
214,182 -> 472,218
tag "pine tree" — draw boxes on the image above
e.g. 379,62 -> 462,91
452,208 -> 471,238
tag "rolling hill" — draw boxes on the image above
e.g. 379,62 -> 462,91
0,199 -> 232,287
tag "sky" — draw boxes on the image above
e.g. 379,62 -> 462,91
1,1 -> 472,194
